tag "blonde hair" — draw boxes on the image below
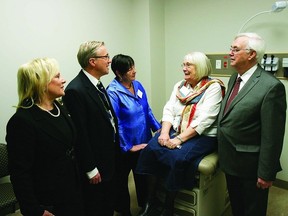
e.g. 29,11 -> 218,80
184,52 -> 212,82
17,57 -> 59,108
77,41 -> 105,69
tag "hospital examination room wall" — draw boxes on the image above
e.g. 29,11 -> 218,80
0,0 -> 288,184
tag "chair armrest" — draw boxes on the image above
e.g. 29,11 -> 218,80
198,152 -> 218,176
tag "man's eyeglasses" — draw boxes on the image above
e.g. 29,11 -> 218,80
230,47 -> 251,54
93,54 -> 110,60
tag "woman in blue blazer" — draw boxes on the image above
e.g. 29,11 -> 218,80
107,54 -> 161,216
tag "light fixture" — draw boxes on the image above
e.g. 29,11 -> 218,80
272,0 -> 288,12
238,1 -> 287,33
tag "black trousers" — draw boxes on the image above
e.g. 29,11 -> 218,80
81,177 -> 115,216
42,203 -> 84,216
114,151 -> 147,214
225,174 -> 269,216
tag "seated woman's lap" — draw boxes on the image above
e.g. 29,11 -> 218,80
146,129 -> 217,164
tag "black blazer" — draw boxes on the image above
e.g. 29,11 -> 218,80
218,65 -> 287,180
6,101 -> 81,216
63,71 -> 119,181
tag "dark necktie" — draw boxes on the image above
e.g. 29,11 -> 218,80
97,81 -> 116,136
97,81 -> 110,110
224,77 -> 242,114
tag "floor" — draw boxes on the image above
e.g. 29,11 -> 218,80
6,173 -> 288,216
127,174 -> 288,216
221,186 -> 288,216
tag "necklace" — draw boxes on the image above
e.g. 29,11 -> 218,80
124,83 -> 133,89
36,102 -> 60,117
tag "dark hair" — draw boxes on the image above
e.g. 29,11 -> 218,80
111,54 -> 134,79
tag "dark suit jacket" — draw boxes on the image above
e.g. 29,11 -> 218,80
218,65 -> 286,181
6,101 -> 81,216
62,70 -> 119,181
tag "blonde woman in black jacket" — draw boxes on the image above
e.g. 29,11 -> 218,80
6,58 -> 83,216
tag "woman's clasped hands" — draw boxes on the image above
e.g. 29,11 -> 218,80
158,134 -> 181,149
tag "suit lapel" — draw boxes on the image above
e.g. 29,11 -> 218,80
220,73 -> 237,118
221,66 -> 262,117
58,101 -> 77,146
79,71 -> 112,121
32,104 -> 73,147
232,69 -> 260,104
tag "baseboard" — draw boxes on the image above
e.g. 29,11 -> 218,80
274,179 -> 288,190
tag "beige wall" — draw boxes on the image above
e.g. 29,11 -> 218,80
0,0 -> 287,181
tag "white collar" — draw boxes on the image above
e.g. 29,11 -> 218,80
82,69 -> 100,87
238,64 -> 257,84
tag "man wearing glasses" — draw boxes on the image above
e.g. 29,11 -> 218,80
63,41 -> 119,216
218,33 -> 286,216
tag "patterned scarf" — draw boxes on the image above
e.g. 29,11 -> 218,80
176,77 -> 225,133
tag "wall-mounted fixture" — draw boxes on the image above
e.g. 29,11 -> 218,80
207,53 -> 288,79
260,54 -> 279,74
238,1 -> 287,33
283,58 -> 288,77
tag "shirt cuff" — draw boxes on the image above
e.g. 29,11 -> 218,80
87,167 -> 99,179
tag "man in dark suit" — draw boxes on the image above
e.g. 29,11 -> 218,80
218,33 -> 286,216
63,41 -> 119,216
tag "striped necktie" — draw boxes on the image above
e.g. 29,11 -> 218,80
97,81 -> 116,136
97,81 -> 110,110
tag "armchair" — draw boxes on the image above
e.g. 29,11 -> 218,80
0,143 -> 18,216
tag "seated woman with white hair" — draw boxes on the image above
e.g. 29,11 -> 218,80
136,51 -> 225,216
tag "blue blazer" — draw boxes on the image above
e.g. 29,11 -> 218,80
107,79 -> 161,152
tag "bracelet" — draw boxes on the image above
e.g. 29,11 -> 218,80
176,135 -> 184,144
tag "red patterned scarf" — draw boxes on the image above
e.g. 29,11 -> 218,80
177,77 -> 225,133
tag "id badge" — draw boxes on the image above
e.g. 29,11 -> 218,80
179,85 -> 190,97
